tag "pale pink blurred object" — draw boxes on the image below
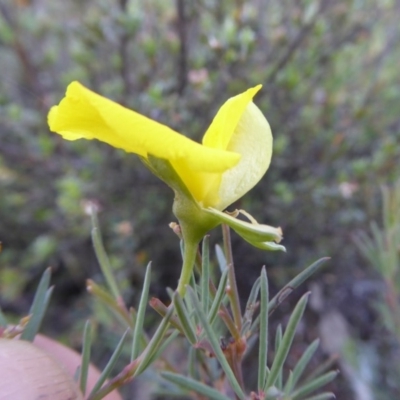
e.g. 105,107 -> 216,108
0,336 -> 122,400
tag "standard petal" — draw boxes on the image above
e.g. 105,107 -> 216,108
48,82 -> 240,174
202,85 -> 262,150
214,101 -> 273,210
200,85 -> 271,209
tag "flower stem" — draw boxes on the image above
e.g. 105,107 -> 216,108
177,235 -> 199,296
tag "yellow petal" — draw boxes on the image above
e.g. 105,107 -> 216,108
196,85 -> 265,207
202,85 -> 262,150
200,85 -> 272,209
48,82 -> 240,174
215,101 -> 273,210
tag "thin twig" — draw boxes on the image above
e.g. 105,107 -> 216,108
176,0 -> 188,95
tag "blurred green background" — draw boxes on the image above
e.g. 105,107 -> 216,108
1,0 -> 399,398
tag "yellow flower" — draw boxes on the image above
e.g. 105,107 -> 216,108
48,82 -> 284,294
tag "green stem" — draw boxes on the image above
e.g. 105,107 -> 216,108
177,236 -> 199,296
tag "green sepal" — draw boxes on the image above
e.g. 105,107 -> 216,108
145,156 -> 219,243
243,237 -> 286,252
205,207 -> 285,251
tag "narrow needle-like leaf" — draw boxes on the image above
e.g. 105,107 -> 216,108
21,268 -> 53,341
291,370 -> 338,399
161,372 -> 231,400
269,259 -> 328,315
187,287 -> 245,400
250,258 -> 328,335
208,267 -> 229,325
265,293 -> 309,390
144,330 -> 179,369
215,244 -> 227,272
173,291 -> 197,345
305,355 -> 338,383
258,267 -> 269,391
88,329 -> 129,400
135,304 -> 174,376
131,262 -> 152,361
285,339 -> 320,393
86,280 -> 131,327
80,320 -> 92,395
302,393 -> 336,400
241,276 -> 261,337
275,325 -> 283,389
201,236 -> 210,313
188,347 -> 197,379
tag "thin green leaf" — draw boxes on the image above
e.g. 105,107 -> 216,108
285,371 -> 295,395
208,267 -> 229,325
285,339 -> 320,393
291,371 -> 338,399
215,244 -> 227,272
265,293 -> 309,390
161,372 -> 231,400
166,287 -> 175,300
88,329 -> 129,398
268,259 -> 328,315
188,346 -> 198,379
173,291 -> 197,345
135,304 -> 174,376
275,324 -> 283,389
303,393 -> 336,400
87,280 -> 131,327
150,297 -> 184,332
79,321 -> 92,395
187,287 -> 245,400
305,355 -> 338,383
242,276 -> 261,336
250,258 -> 329,335
91,211 -> 121,300
144,330 -> 180,370
201,236 -> 210,312
130,307 -> 150,354
258,267 -> 269,391
21,268 -> 53,341
131,262 -> 152,361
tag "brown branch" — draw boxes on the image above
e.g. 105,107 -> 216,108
265,0 -> 333,85
118,0 -> 132,101
176,0 -> 188,95
0,2 -> 46,112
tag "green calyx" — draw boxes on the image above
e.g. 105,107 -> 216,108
144,155 -> 220,243
205,208 -> 286,252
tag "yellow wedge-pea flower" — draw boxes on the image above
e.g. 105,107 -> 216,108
48,82 -> 284,295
